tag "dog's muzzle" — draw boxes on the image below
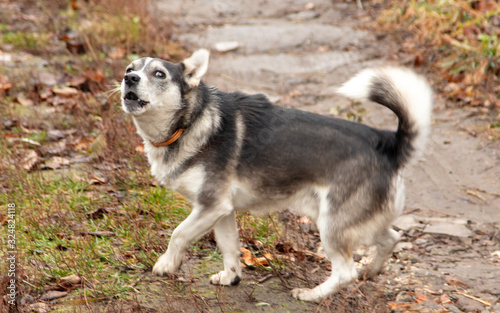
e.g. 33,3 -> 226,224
124,91 -> 149,107
122,74 -> 149,112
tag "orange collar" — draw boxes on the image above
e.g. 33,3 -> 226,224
151,129 -> 185,147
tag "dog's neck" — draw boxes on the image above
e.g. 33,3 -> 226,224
132,83 -> 220,149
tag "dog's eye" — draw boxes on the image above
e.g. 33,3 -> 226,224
126,68 -> 133,73
154,71 -> 166,78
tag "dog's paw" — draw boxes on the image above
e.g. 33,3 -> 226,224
291,288 -> 323,303
152,255 -> 177,276
209,271 -> 241,286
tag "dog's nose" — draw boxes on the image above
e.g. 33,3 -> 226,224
124,73 -> 141,86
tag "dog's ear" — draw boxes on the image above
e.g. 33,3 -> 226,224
182,49 -> 209,88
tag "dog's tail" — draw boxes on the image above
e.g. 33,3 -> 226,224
337,67 -> 432,167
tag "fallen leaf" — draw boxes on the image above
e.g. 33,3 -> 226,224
21,150 -> 38,171
89,172 -> 108,184
36,72 -> 58,86
43,156 -> 71,169
39,141 -> 67,156
445,276 -> 470,288
440,293 -> 452,304
40,290 -> 68,301
28,303 -> 50,313
83,67 -> 105,83
69,75 -> 87,88
135,144 -> 144,153
73,136 -> 92,151
88,133 -> 107,158
254,253 -> 273,266
58,274 -> 82,287
240,247 -> 255,266
52,86 -> 79,96
16,94 -> 34,106
86,207 -> 118,219
388,302 -> 410,310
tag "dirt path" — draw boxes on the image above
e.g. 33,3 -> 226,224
140,1 -> 500,312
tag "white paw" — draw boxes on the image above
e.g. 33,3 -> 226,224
152,254 -> 177,276
291,288 -> 323,303
209,270 -> 241,286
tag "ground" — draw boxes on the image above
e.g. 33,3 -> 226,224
1,0 -> 499,312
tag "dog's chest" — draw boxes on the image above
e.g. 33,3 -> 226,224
146,146 -> 205,201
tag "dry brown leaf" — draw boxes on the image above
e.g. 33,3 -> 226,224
73,136 -> 92,151
440,293 -> 452,304
135,144 -> 145,153
28,303 -> 50,313
43,156 -> 71,169
254,253 -> 273,266
40,290 -> 68,301
240,247 -> 255,266
69,75 -> 87,88
16,94 -> 34,106
86,207 -> 118,219
53,86 -> 79,96
89,172 -> 108,184
59,274 -> 82,286
388,302 -> 410,310
445,276 -> 470,288
83,67 -> 105,83
21,150 -> 38,171
39,141 -> 67,156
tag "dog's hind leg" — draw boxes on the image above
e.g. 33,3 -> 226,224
363,228 -> 400,279
209,210 -> 242,286
292,188 -> 357,302
291,240 -> 357,302
152,202 -> 233,276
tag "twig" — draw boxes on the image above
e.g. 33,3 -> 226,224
297,249 -> 327,260
456,290 -> 492,306
466,189 -> 486,201
257,274 -> 274,284
264,255 -> 293,290
428,209 -> 454,217
356,0 -> 363,10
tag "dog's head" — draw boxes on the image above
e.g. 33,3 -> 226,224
121,49 -> 209,116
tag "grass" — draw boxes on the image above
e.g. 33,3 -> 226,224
0,164 -> 192,298
376,0 -> 500,111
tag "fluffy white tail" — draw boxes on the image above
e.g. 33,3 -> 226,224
337,67 -> 433,166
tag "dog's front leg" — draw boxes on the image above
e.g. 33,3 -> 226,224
153,205 -> 229,276
209,210 -> 242,286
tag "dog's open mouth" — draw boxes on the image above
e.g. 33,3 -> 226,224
124,92 -> 149,107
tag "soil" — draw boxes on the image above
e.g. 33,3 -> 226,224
142,0 -> 500,312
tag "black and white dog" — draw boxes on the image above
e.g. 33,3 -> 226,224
121,49 -> 432,302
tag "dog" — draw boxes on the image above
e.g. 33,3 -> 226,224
121,49 -> 432,302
